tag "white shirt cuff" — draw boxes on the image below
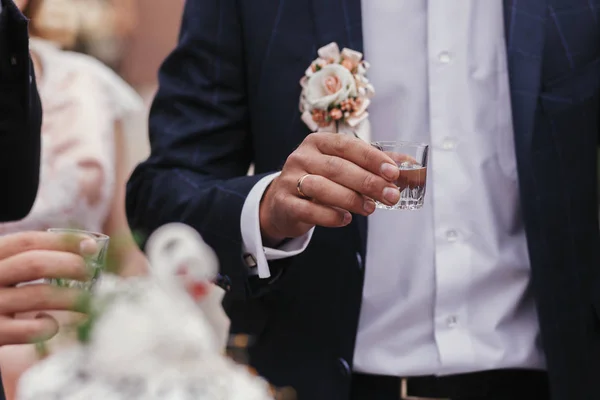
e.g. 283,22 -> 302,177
240,172 -> 314,279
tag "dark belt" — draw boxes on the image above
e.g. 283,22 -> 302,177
351,369 -> 549,400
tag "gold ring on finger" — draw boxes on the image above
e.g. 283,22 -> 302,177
296,174 -> 312,200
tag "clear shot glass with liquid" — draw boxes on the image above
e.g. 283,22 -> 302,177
372,141 -> 429,210
46,228 -> 110,290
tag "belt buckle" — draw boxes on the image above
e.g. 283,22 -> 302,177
400,378 -> 450,400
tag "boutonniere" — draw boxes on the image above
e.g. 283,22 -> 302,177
299,42 -> 375,141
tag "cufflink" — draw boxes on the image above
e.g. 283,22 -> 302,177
214,274 -> 232,292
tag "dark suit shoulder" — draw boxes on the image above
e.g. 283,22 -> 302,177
0,0 -> 42,222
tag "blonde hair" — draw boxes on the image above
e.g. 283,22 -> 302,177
23,0 -> 80,49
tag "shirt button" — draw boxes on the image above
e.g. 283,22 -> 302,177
446,230 -> 459,242
355,252 -> 363,270
442,138 -> 457,150
438,51 -> 452,64
446,316 -> 459,328
337,357 -> 351,377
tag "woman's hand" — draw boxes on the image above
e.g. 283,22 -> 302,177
0,231 -> 92,346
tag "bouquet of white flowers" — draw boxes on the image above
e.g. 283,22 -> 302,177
16,224 -> 287,400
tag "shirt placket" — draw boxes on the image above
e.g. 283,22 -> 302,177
427,0 -> 476,369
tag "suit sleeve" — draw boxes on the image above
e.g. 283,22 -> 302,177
126,0 -> 291,299
0,0 -> 42,222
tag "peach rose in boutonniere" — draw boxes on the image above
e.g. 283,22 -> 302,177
299,42 -> 375,141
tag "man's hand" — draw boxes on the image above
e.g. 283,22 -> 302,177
0,231 -> 94,346
260,133 -> 401,242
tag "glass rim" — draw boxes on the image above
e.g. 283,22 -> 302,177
371,140 -> 429,148
47,228 -> 109,241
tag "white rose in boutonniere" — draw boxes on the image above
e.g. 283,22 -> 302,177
305,64 -> 357,109
300,42 -> 375,141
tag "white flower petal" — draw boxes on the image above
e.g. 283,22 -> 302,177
341,48 -> 363,64
366,84 -> 376,97
305,64 -> 357,109
354,98 -> 370,116
347,112 -> 369,127
318,42 -> 341,63
300,76 -> 309,88
302,111 -> 319,131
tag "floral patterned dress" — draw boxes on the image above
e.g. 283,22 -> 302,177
0,38 -> 142,235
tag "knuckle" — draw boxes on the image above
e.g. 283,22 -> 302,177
324,156 -> 343,178
304,132 -> 319,145
285,151 -> 302,169
30,287 -> 54,309
362,146 -> 378,166
20,251 -> 46,278
361,173 -> 380,194
343,191 -> 361,210
330,135 -> 346,155
14,233 -> 39,253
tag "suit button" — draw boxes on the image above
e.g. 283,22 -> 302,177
355,252 -> 363,270
337,357 -> 351,377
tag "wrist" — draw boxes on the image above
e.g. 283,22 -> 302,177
258,184 -> 286,246
259,205 -> 286,246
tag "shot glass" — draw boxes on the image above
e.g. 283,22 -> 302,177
372,141 -> 429,210
46,228 -> 110,290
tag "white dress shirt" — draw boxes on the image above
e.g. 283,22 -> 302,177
241,0 -> 545,377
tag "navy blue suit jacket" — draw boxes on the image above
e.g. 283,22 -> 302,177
0,0 -> 41,222
0,1 -> 42,399
127,0 -> 600,398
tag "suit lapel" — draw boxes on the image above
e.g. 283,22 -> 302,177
310,0 -> 363,53
503,0 -> 548,153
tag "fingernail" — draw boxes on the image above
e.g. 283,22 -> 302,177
380,163 -> 398,180
79,239 -> 98,256
363,199 -> 376,214
342,212 -> 352,225
383,187 -> 400,205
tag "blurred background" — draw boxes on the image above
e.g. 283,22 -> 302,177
74,0 -> 185,174
0,3 -> 186,396
114,0 -> 184,173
